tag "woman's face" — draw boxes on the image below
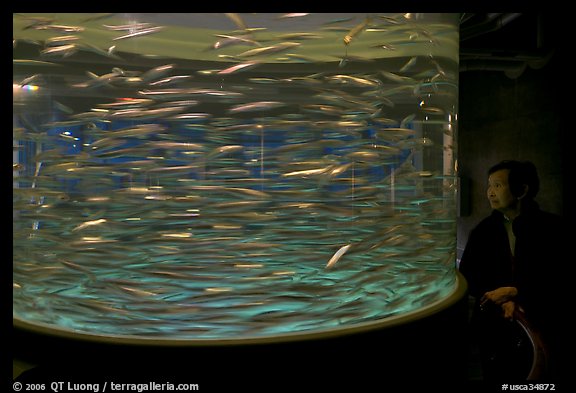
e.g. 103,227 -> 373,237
487,169 -> 517,213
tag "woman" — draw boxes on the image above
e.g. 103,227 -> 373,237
459,160 -> 564,380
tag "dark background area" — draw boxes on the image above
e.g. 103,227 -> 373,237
457,13 -> 568,260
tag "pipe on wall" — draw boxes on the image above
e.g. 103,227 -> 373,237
460,13 -> 523,42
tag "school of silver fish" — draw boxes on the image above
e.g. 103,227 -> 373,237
13,13 -> 459,339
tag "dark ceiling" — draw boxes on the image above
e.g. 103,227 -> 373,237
458,13 -> 559,79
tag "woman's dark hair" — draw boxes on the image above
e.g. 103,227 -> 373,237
488,160 -> 540,200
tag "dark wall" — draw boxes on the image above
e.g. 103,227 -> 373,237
456,29 -> 567,261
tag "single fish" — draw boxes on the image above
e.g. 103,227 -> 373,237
281,167 -> 333,178
34,24 -> 84,33
45,35 -> 80,46
113,26 -> 164,41
326,244 -> 352,269
148,75 -> 192,86
276,32 -> 322,40
78,43 -> 122,60
326,74 -> 381,88
399,56 -> 418,72
277,13 -> 310,19
237,42 -> 300,57
217,61 -> 261,75
225,13 -> 248,31
228,101 -> 285,113
103,22 -> 153,31
343,16 -> 371,45
74,69 -> 123,88
210,34 -> 261,50
40,44 -> 78,57
205,145 -> 244,160
17,74 -> 41,86
380,70 -> 416,84
13,59 -> 61,67
71,218 -> 107,232
140,64 -> 175,83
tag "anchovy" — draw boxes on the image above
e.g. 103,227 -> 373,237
277,13 -> 310,19
140,64 -> 175,83
225,13 -> 248,31
343,16 -> 371,45
276,32 -> 322,40
326,74 -> 381,88
97,98 -> 154,109
103,22 -> 153,31
165,112 -> 212,121
40,44 -> 78,57
217,61 -> 260,75
78,43 -> 122,60
228,101 -> 285,113
74,69 -> 123,88
34,24 -> 84,33
205,145 -> 244,160
45,35 -> 80,46
237,42 -> 300,57
17,74 -> 41,86
280,54 -> 321,63
112,26 -> 164,41
13,59 -> 61,67
399,56 -> 418,72
210,34 -> 261,50
281,167 -> 333,178
326,244 -> 352,269
72,218 -> 107,232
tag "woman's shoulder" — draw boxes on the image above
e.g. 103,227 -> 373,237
522,207 -> 563,226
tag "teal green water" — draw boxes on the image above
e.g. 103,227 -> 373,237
13,13 -> 459,339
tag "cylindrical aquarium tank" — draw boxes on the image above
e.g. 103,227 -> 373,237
13,13 -> 466,385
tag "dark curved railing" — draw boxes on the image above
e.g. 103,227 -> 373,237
514,309 -> 550,380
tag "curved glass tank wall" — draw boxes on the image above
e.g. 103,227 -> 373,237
13,13 -> 461,343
